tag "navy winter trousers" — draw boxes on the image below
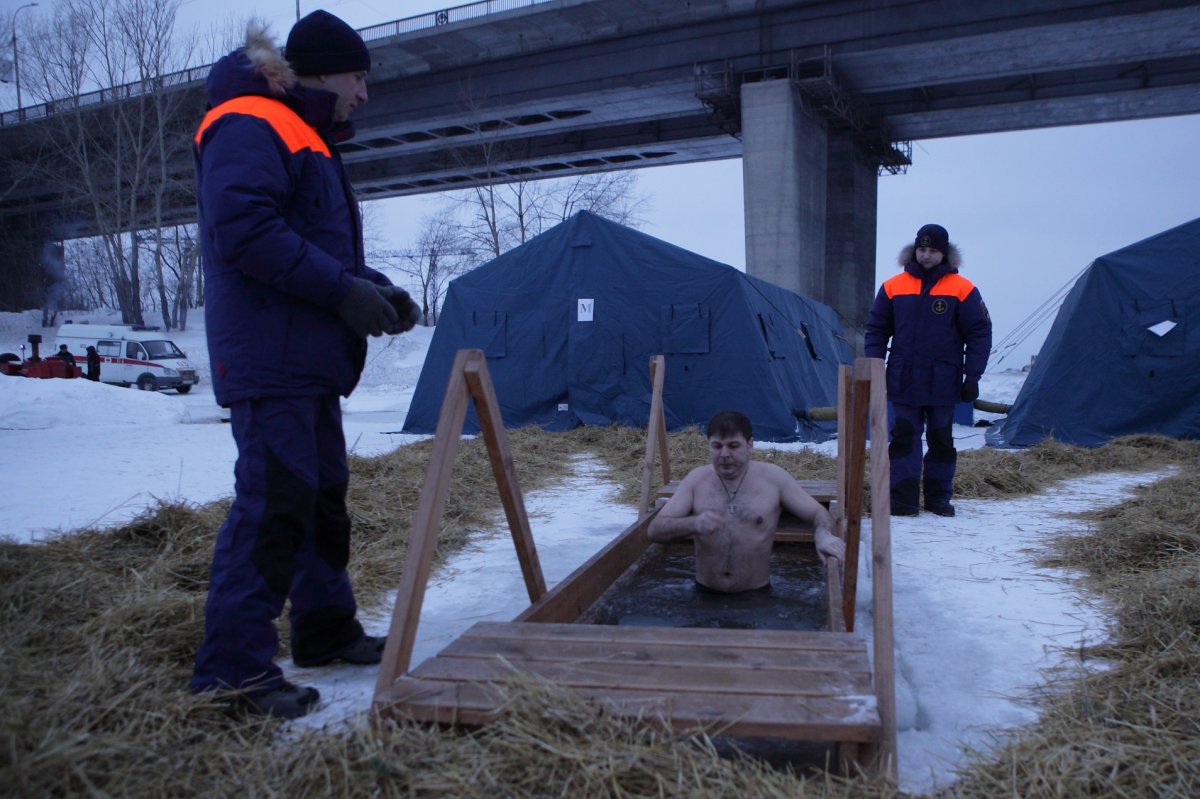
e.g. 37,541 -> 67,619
889,403 -> 956,513
192,395 -> 363,694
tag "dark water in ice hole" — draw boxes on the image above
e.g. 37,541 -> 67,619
577,544 -> 830,631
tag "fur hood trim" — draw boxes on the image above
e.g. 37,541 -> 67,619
243,21 -> 295,96
898,242 -> 962,269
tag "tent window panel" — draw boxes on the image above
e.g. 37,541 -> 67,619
799,322 -> 820,360
465,310 -> 508,358
757,313 -> 783,358
660,304 -> 710,354
1121,299 -> 1185,357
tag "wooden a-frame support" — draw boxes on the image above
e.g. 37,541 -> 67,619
373,349 -> 547,693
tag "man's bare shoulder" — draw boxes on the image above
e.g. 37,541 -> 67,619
754,461 -> 816,495
752,460 -> 796,483
679,464 -> 715,485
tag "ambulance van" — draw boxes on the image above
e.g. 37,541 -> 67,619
55,323 -> 201,393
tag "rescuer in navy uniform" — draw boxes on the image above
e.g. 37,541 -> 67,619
864,224 -> 992,517
56,345 -> 77,377
191,11 -> 420,719
85,346 -> 100,381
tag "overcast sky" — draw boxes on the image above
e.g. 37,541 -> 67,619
4,0 -> 1198,368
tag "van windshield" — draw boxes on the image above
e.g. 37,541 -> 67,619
143,340 -> 185,359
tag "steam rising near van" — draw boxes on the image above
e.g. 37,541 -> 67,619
55,323 -> 200,393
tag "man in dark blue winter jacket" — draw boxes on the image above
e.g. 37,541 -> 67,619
864,224 -> 991,518
191,10 -> 421,719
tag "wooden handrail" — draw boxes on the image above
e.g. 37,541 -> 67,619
840,362 -> 871,631
864,356 -> 898,779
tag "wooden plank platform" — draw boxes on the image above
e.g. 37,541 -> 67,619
377,621 -> 882,744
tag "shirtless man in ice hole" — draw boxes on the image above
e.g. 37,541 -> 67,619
648,410 -> 846,593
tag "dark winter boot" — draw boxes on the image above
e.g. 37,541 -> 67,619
237,681 -> 320,719
925,501 -> 956,517
891,478 -> 921,516
923,475 -> 956,517
292,634 -> 387,668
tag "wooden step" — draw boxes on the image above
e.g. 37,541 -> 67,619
377,621 -> 882,744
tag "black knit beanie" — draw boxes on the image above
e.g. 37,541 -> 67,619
285,10 -> 371,76
914,223 -> 950,258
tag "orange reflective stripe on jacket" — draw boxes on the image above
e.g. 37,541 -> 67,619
195,96 -> 330,157
882,271 -> 976,301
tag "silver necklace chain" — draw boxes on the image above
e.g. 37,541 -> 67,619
719,468 -> 748,514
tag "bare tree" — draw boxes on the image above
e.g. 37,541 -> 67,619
375,207 -> 472,325
442,86 -> 646,259
23,0 -> 198,327
454,169 -> 645,260
549,171 -> 646,226
133,223 -> 197,329
64,238 -> 113,310
0,28 -> 50,208
456,178 -> 545,259
169,229 -> 200,330
374,166 -> 644,327
131,0 -> 198,330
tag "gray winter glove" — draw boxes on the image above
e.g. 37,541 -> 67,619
336,277 -> 399,338
378,285 -> 422,334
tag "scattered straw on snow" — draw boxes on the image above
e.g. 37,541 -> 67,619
2,430 -> 1198,797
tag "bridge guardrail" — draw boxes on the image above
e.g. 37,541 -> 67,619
360,0 -> 549,41
0,0 -> 551,127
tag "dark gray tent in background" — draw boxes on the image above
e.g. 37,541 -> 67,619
403,211 -> 853,442
988,217 -> 1200,448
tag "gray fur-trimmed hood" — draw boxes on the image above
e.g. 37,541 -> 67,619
205,22 -> 297,106
203,21 -> 348,138
242,21 -> 296,96
898,241 -> 963,269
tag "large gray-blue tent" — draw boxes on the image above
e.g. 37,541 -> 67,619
988,217 -> 1200,448
403,211 -> 853,442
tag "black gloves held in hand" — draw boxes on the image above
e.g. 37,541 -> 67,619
336,277 -> 399,338
378,285 -> 422,334
960,379 -> 980,403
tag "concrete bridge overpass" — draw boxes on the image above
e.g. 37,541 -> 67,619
2,0 -> 1199,339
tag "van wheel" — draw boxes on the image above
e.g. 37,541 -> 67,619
137,375 -> 157,391
176,385 -> 192,394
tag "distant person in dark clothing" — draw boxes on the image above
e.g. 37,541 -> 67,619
57,345 -> 77,377
864,224 -> 992,518
86,346 -> 101,381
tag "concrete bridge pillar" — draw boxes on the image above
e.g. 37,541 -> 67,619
740,78 -> 877,352
824,133 -> 878,353
741,79 -> 828,301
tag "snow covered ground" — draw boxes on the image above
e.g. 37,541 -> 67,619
0,310 -> 1157,795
